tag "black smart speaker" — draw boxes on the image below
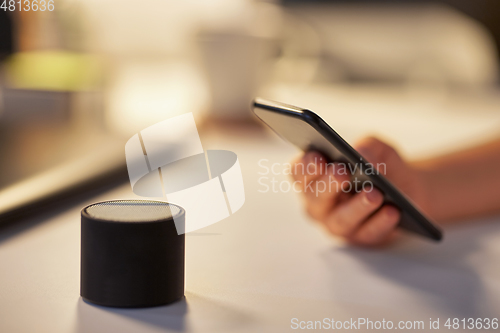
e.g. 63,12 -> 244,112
80,200 -> 185,307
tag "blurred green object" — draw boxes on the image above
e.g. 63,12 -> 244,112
5,51 -> 102,91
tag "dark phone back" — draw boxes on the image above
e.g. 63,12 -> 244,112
253,98 -> 442,241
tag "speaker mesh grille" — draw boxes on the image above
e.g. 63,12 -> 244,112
85,200 -> 181,222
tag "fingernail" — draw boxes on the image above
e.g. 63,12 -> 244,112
304,152 -> 317,164
311,152 -> 324,162
325,164 -> 334,175
385,206 -> 400,219
364,189 -> 382,204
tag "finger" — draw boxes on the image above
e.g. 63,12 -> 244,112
323,188 -> 384,237
355,137 -> 387,163
303,165 -> 352,219
291,151 -> 327,184
302,163 -> 351,199
293,152 -> 331,196
349,205 -> 401,246
303,166 -> 352,220
355,137 -> 401,174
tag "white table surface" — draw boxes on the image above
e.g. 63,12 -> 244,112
1,85 -> 500,333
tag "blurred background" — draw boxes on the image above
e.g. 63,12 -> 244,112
1,0 -> 500,210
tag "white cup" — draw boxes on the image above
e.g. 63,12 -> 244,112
198,31 -> 279,120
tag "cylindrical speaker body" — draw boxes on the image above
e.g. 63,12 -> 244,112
81,200 -> 185,307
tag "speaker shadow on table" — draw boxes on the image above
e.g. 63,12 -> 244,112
321,217 -> 500,319
75,296 -> 189,332
75,292 -> 256,333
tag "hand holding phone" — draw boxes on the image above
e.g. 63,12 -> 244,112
292,138 -> 430,246
253,98 -> 442,243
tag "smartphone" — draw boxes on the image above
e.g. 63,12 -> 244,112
252,98 -> 443,241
